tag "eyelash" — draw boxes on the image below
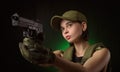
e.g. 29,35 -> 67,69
68,23 -> 72,27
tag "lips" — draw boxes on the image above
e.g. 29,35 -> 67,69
66,35 -> 71,40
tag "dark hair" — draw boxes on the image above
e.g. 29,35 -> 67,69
82,28 -> 89,41
77,21 -> 89,41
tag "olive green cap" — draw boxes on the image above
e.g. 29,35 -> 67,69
50,10 -> 87,30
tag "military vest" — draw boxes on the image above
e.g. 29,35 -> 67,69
63,42 -> 111,72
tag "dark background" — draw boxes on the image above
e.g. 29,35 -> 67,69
2,0 -> 120,72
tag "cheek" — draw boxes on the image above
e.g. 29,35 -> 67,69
73,29 -> 82,37
71,26 -> 83,38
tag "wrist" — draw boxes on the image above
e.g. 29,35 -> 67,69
48,52 -> 56,63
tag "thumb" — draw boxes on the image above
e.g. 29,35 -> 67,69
19,42 -> 31,61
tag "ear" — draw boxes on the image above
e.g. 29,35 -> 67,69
81,22 -> 87,31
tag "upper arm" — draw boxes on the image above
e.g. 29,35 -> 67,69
83,48 -> 111,72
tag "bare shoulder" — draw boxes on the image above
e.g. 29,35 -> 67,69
84,48 -> 111,72
93,48 -> 111,65
93,47 -> 111,57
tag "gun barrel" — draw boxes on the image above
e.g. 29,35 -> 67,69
11,13 -> 43,33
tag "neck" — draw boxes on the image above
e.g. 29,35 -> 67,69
73,40 -> 90,57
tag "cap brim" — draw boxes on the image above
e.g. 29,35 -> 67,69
50,16 -> 69,31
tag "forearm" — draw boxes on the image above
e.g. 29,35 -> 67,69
53,56 -> 87,72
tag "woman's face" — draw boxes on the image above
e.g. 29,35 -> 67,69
60,19 -> 86,43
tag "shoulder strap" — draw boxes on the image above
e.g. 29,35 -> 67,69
80,42 -> 105,64
63,46 -> 74,61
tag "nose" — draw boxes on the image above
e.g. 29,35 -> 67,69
63,28 -> 69,34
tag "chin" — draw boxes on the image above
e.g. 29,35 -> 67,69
67,39 -> 74,43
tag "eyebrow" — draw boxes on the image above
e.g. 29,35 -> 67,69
60,20 -> 73,28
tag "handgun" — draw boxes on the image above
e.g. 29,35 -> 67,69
11,13 -> 44,43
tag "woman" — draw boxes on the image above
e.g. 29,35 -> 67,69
19,10 -> 111,72
49,10 -> 111,72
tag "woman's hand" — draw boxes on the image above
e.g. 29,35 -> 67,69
19,37 -> 55,65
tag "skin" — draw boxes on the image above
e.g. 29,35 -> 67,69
52,19 -> 111,72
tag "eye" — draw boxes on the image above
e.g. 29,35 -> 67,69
68,23 -> 72,27
67,22 -> 73,28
